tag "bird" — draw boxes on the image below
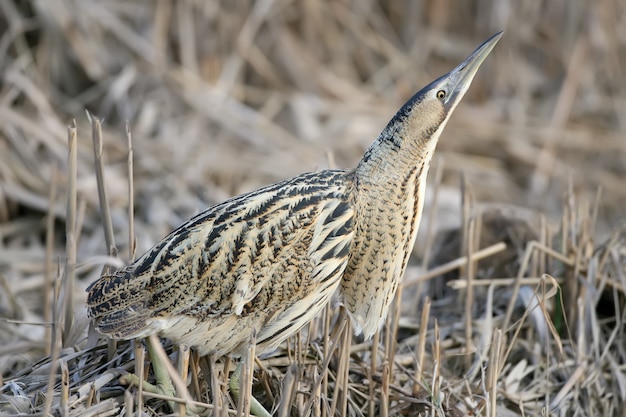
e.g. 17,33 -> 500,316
87,32 -> 502,415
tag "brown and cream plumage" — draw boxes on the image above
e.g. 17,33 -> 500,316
87,32 -> 502,414
89,171 -> 354,356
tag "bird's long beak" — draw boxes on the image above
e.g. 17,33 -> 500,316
444,31 -> 503,109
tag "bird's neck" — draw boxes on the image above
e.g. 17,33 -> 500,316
352,122 -> 440,249
354,129 -> 436,191
342,129 -> 436,338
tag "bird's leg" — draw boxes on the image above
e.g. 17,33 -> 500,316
120,337 -> 176,410
229,328 -> 271,417
229,362 -> 272,417
120,336 -> 207,415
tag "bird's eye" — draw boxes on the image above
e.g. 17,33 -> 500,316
436,90 -> 446,100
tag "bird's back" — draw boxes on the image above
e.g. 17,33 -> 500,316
87,169 -> 356,356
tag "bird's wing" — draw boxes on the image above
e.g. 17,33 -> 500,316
87,170 -> 354,340
254,192 -> 355,348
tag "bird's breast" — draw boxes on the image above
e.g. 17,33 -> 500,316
340,163 -> 427,338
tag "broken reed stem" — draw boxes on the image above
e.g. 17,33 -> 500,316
63,121 -> 78,345
134,341 -> 145,417
190,352 -> 203,402
464,217 -> 477,368
126,122 -> 136,261
380,359 -> 389,417
207,355 -> 223,417
178,344 -> 191,417
295,330 -> 303,412
590,187 -> 602,241
61,360 -> 69,415
369,329 -> 379,417
237,330 -> 256,417
44,283 -> 60,416
88,113 -> 117,260
278,364 -> 298,417
414,297 -> 431,396
125,390 -> 134,417
449,276 -> 563,289
432,321 -> 441,413
88,113 -> 120,361
402,242 -> 507,288
341,323 -> 351,416
539,215 -> 548,279
487,329 -> 503,417
323,304 -> 331,417
44,168 -> 58,355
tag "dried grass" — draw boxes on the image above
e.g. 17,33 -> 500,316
1,1 -> 625,416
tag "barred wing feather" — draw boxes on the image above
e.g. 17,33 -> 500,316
86,170 -> 355,351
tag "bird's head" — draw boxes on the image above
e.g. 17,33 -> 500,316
373,32 -> 503,162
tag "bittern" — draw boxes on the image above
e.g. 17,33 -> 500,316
87,32 -> 502,415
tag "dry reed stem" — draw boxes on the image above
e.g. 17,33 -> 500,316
464,216 -> 477,367
89,114 -> 116,260
126,122 -> 136,261
403,242 -> 508,287
63,121 -> 78,345
124,389 -> 133,417
133,341 -> 145,417
61,359 -> 69,415
414,297 -> 430,396
237,330 -> 256,417
368,325 -> 379,417
177,344 -> 190,416
44,169 -> 58,356
278,364 -> 298,417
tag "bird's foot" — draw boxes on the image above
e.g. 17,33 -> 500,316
119,373 -> 171,397
120,337 -> 208,416
229,362 -> 272,417
120,372 -> 207,415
